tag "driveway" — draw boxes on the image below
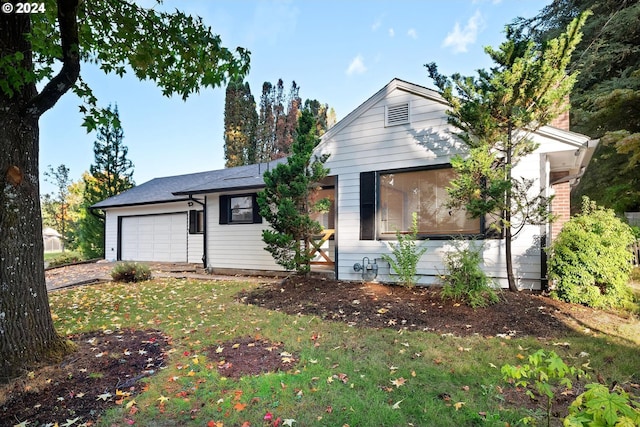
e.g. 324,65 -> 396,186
45,261 -> 277,291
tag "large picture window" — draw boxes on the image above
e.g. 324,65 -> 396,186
378,167 -> 480,236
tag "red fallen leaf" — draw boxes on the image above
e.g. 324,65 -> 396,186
241,422 -> 251,427
129,406 -> 139,415
264,412 -> 273,421
326,406 -> 333,413
184,351 -> 190,356
124,418 -> 135,425
273,417 -> 281,426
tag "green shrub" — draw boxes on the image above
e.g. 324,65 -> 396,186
381,212 -> 427,287
502,349 -> 587,427
564,383 -> 640,426
547,197 -> 635,309
46,251 -> 85,267
111,262 -> 152,283
440,241 -> 499,308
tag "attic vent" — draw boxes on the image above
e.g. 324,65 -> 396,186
385,102 -> 410,126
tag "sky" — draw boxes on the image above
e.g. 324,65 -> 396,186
39,0 -> 550,195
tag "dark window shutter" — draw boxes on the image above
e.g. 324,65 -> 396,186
360,171 -> 376,240
189,210 -> 197,233
219,195 -> 229,224
252,194 -> 263,224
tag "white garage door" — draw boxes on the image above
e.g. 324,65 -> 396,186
120,214 -> 187,262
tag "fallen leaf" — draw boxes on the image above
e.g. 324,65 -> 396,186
392,399 -> 404,409
282,419 -> 296,426
234,402 -> 247,411
96,392 -> 112,401
454,401 -> 465,410
391,377 -> 406,388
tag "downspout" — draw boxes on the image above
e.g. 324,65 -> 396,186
189,195 -> 207,268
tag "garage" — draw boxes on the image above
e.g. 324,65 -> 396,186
119,213 -> 187,262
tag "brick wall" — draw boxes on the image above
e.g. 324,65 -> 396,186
550,110 -> 570,131
551,180 -> 571,241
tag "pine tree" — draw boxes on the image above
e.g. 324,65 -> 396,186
224,77 -> 258,167
426,11 -> 589,291
78,105 -> 134,258
256,79 -> 301,162
257,110 -> 330,274
302,99 -> 337,137
514,0 -> 640,212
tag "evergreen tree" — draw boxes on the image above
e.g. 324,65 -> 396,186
0,0 -> 247,379
224,77 -> 258,167
426,12 -> 589,292
257,110 -> 330,274
78,105 -> 135,258
514,0 -> 640,212
256,79 -> 301,162
302,99 -> 337,137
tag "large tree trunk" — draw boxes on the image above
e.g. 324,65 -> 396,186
1,4 -> 79,382
0,103 -> 72,381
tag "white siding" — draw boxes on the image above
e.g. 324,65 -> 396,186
103,201 -> 204,264
319,83 -> 554,289
205,192 -> 284,272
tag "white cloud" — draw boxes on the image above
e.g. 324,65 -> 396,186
372,18 -> 382,31
388,28 -> 395,37
346,55 -> 367,76
442,10 -> 485,53
407,28 -> 418,39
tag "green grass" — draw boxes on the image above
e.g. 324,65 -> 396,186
49,278 -> 640,426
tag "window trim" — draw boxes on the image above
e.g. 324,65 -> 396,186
361,165 -> 486,240
188,209 -> 204,234
219,193 -> 262,225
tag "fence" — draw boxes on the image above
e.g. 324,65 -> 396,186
633,240 -> 640,266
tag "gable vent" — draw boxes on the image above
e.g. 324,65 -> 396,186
385,102 -> 410,126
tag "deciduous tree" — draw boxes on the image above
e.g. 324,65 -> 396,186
0,0 -> 248,380
426,11 -> 589,291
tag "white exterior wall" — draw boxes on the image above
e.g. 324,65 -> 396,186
318,85 -> 561,289
103,201 -> 204,264
205,192 -> 284,272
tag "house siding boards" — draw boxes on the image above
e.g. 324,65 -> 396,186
206,192 -> 284,273
317,80 -> 581,289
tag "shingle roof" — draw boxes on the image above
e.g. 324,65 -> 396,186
91,158 -> 287,209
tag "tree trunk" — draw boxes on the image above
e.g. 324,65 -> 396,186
505,121 -> 518,292
0,8 -> 77,382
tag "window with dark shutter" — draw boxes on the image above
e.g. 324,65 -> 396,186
189,210 -> 204,234
360,171 -> 376,240
220,194 -> 262,225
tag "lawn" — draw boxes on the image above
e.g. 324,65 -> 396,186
2,276 -> 639,426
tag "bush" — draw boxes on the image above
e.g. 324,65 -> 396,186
381,213 -> 427,287
111,262 -> 152,283
46,251 -> 85,268
547,197 -> 635,309
440,242 -> 499,308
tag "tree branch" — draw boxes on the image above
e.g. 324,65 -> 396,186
24,0 -> 80,117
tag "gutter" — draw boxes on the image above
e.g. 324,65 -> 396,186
188,195 -> 207,269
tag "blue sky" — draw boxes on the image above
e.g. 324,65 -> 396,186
39,0 -> 549,195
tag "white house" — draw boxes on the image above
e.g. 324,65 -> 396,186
93,79 -> 597,289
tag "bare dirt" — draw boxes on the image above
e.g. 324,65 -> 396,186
2,270 -> 638,426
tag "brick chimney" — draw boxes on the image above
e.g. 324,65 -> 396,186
549,95 -> 571,131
